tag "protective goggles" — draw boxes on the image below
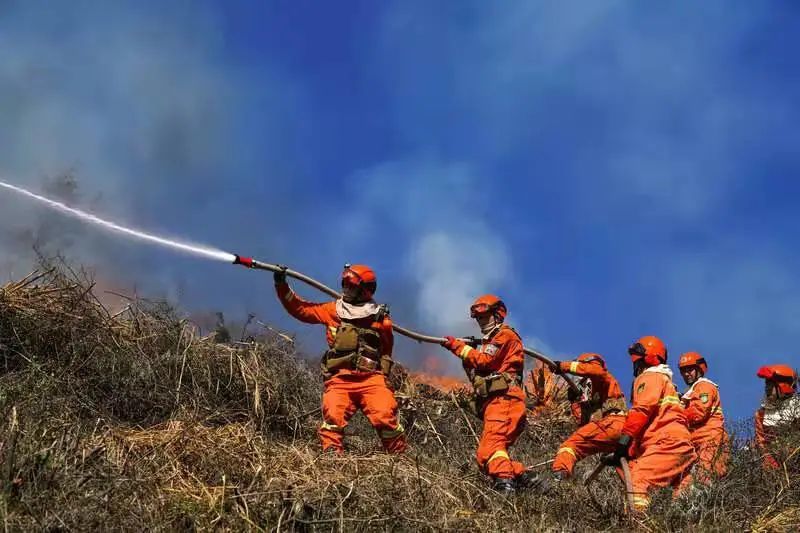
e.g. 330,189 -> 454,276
679,357 -> 706,370
341,269 -> 363,289
579,355 -> 606,369
470,303 -> 492,318
628,343 -> 646,357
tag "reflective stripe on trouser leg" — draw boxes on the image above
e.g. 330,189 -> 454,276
378,424 -> 404,440
488,450 -> 510,464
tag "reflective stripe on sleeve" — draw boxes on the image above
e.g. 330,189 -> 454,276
569,361 -> 579,373
459,345 -> 473,359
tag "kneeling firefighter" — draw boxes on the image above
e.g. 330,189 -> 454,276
550,353 -> 627,481
605,336 -> 696,513
678,352 -> 730,482
755,365 -> 800,470
274,264 -> 406,454
440,295 -> 546,493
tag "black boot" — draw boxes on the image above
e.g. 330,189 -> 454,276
516,471 -> 552,494
492,477 -> 516,494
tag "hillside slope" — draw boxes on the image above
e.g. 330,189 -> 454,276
0,266 -> 797,531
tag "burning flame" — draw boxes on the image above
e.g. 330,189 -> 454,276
525,360 -> 569,416
409,354 -> 469,392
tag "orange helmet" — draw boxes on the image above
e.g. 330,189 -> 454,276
757,365 -> 798,396
678,352 -> 707,375
577,352 -> 606,369
628,335 -> 667,367
469,294 -> 507,321
341,264 -> 377,300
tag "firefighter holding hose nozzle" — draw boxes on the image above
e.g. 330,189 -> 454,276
274,263 -> 406,454
440,295 -> 548,494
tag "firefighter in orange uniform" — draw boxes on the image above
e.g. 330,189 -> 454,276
678,352 -> 730,482
441,295 -> 545,493
274,264 -> 406,454
754,365 -> 799,470
550,353 -> 627,480
605,336 -> 696,513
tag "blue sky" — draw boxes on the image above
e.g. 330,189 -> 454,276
1,1 -> 799,422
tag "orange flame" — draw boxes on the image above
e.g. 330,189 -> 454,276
409,354 -> 469,392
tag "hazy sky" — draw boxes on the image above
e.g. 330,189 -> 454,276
1,1 -> 799,421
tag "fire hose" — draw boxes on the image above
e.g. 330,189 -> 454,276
232,255 -> 580,393
584,457 -> 636,512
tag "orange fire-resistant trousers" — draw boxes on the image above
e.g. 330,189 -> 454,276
478,388 -> 527,479
553,414 -> 625,477
319,372 -> 406,454
693,434 -> 730,483
627,439 -> 696,511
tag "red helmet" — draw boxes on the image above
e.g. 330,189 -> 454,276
757,364 -> 798,396
678,352 -> 707,375
628,336 -> 667,367
578,352 -> 606,369
341,264 -> 377,300
470,294 -> 507,321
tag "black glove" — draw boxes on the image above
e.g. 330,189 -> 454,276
551,361 -> 563,374
273,264 -> 288,285
603,434 -> 632,466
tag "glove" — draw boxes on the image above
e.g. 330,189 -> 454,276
273,265 -> 288,285
551,361 -> 564,375
603,434 -> 632,466
441,336 -> 459,351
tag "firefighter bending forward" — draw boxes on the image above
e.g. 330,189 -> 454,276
605,336 -> 697,513
441,295 -> 545,493
274,264 -> 406,454
550,353 -> 627,480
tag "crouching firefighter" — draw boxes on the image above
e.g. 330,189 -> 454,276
604,336 -> 696,513
678,352 -> 730,482
440,295 -> 547,494
754,365 -> 800,470
549,353 -> 627,481
274,264 -> 406,454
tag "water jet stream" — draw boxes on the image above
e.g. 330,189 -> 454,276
0,180 -> 235,263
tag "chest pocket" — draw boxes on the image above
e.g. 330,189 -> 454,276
323,322 -> 385,377
332,323 -> 381,358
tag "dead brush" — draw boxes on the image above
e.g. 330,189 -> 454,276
1,262 -> 799,531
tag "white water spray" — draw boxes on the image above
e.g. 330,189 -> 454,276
0,180 -> 236,263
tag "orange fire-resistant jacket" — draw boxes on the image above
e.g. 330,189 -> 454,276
559,358 -> 626,424
681,377 -> 729,477
682,378 -> 727,441
622,365 -> 691,453
452,325 -> 524,379
275,282 -> 393,376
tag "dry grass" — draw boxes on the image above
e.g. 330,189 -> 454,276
0,263 -> 798,531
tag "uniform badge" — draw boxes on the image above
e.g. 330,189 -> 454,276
484,344 -> 499,355
700,393 -> 709,404
637,383 -> 646,394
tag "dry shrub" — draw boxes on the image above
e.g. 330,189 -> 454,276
0,263 -> 798,531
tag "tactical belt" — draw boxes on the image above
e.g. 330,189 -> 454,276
471,372 -> 521,398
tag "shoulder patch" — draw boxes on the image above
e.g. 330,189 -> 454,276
483,344 -> 499,355
636,382 -> 646,394
700,393 -> 709,404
